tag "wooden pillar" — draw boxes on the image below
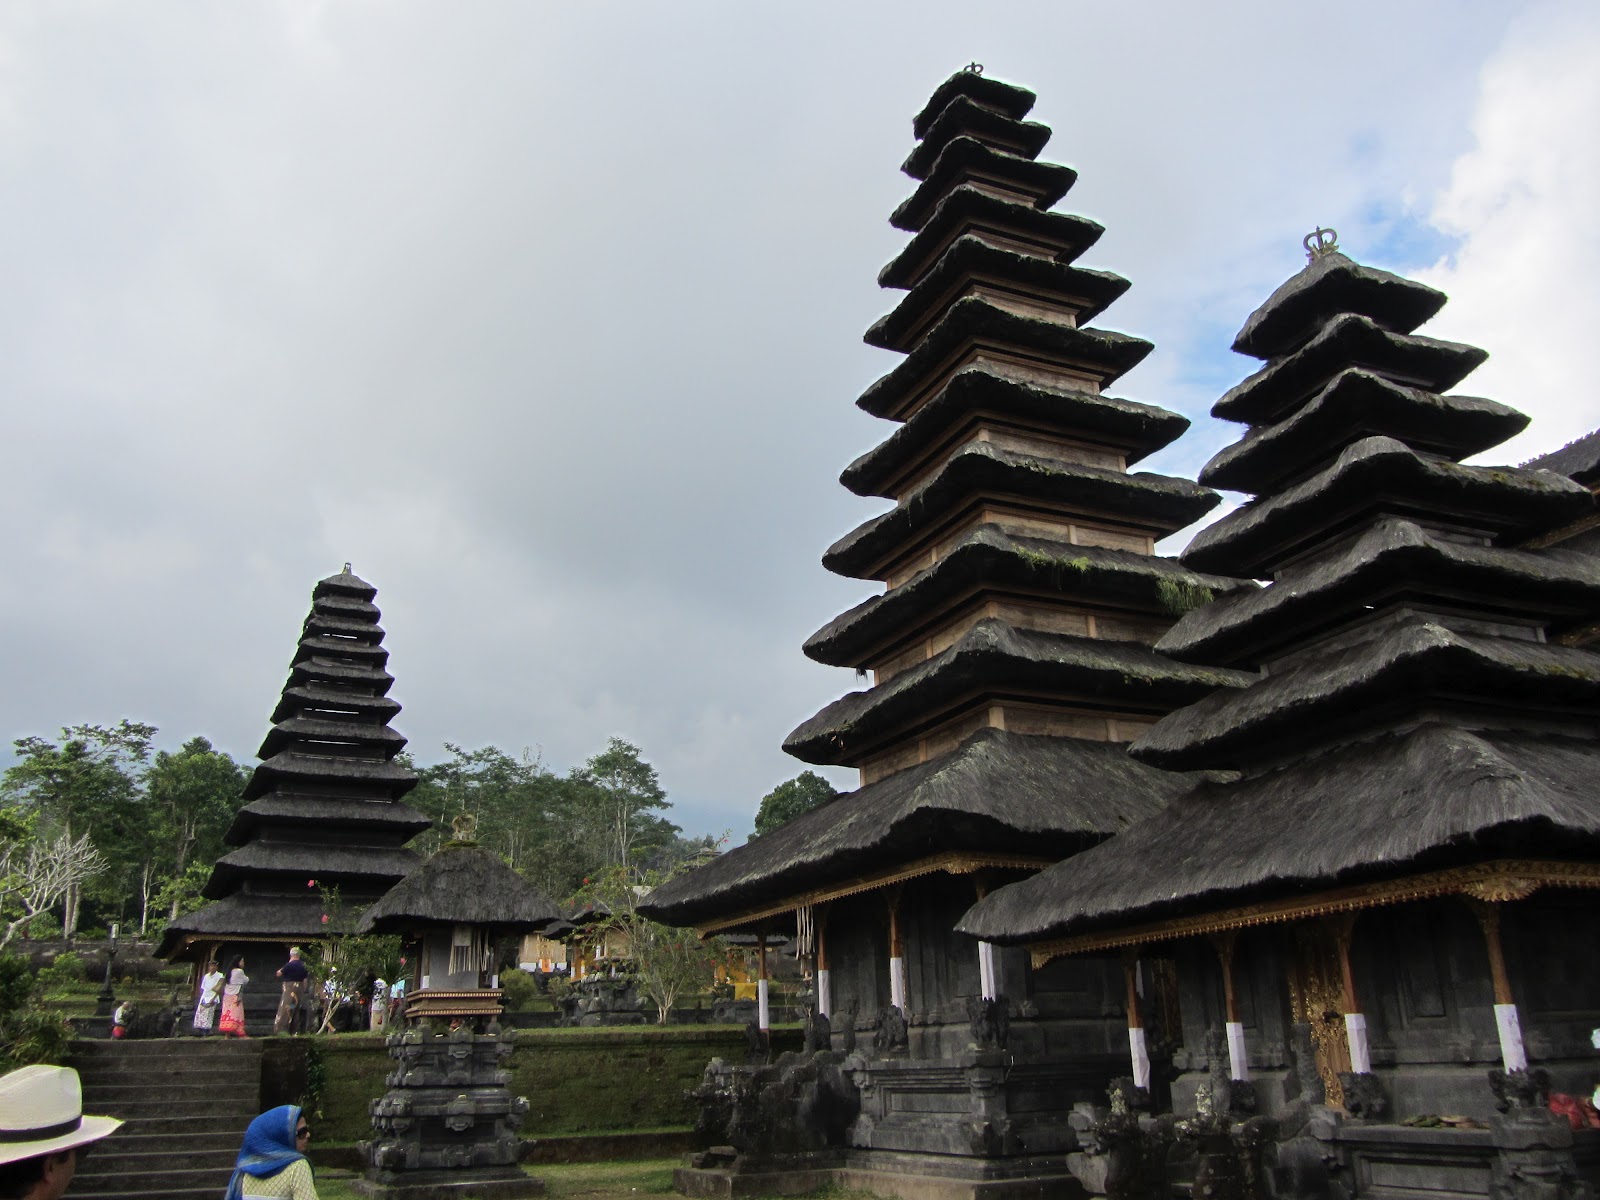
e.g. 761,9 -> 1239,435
1212,931 -> 1249,1081
887,888 -> 907,1012
1328,914 -> 1371,1075
973,879 -> 999,1001
1123,949 -> 1151,1090
815,907 -> 832,1019
757,927 -> 770,1033
1468,899 -> 1527,1071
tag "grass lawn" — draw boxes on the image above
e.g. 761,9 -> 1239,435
313,1158 -> 880,1200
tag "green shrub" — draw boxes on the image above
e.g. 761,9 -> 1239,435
35,952 -> 87,989
501,968 -> 540,1011
0,955 -> 71,1071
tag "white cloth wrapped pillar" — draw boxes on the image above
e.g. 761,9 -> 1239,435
1123,954 -> 1151,1090
978,942 -> 998,1001
817,969 -> 831,1018
887,891 -> 906,1012
757,932 -> 770,1032
1226,1022 -> 1250,1081
1470,900 -> 1528,1072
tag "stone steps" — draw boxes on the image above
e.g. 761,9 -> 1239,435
65,1037 -> 266,1200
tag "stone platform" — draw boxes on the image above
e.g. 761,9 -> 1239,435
675,1148 -> 1087,1200
351,1165 -> 544,1199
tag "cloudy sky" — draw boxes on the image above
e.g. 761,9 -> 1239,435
2,1 -> 1596,843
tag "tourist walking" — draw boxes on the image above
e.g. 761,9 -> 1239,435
193,959 -> 225,1035
0,1064 -> 122,1200
224,1106 -> 318,1200
273,947 -> 310,1035
219,955 -> 250,1038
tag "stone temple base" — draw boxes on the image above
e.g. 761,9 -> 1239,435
675,1148 -> 1085,1200
351,1166 -> 545,1200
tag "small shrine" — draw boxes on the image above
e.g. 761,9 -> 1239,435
961,237 -> 1600,1198
644,67 -> 1250,1197
159,567 -> 430,1024
353,815 -> 559,1200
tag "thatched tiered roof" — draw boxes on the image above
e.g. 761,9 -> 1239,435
649,69 -> 1239,930
963,244 -> 1600,952
161,568 -> 430,958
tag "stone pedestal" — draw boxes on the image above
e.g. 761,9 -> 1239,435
356,1021 -> 542,1199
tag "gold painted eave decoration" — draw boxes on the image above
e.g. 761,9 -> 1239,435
694,850 -> 1054,937
1027,859 -> 1600,967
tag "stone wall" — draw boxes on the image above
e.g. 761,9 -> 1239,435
312,1025 -> 803,1143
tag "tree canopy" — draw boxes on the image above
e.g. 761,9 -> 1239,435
753,771 -> 837,836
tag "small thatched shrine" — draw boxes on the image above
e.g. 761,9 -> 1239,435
160,567 -> 430,1021
356,817 -> 556,1200
962,237 -> 1600,1198
644,67 -> 1250,1194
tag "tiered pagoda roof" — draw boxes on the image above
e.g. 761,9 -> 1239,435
160,567 -> 430,958
645,68 -> 1247,931
961,241 -> 1600,950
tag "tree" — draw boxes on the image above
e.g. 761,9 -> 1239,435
571,738 -> 678,868
145,737 -> 246,927
577,865 -> 723,1024
0,825 -> 108,949
753,771 -> 837,836
0,721 -> 153,937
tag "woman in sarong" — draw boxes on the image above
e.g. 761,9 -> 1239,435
193,959 -> 225,1034
220,955 -> 250,1038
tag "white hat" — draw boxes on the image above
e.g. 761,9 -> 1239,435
0,1065 -> 122,1166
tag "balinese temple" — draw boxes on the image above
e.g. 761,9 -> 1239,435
644,67 -> 1248,1185
160,567 -> 431,1021
961,238 -> 1600,1195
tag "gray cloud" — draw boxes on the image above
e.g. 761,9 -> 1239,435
1,1 -> 1590,840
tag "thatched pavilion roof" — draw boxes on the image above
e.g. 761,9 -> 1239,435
358,844 -> 561,934
640,727 -> 1203,930
960,724 -> 1600,946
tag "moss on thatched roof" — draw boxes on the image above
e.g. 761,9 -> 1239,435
639,727 -> 1198,929
786,617 -> 1251,765
288,657 -> 395,691
806,523 -> 1249,667
878,187 -> 1103,291
159,891 -> 334,956
242,751 -> 418,801
358,844 -> 561,933
225,794 -> 433,844
858,297 -> 1151,420
259,717 -> 407,760
207,841 -> 421,892
1159,518 -> 1600,667
911,71 -> 1036,141
1214,314 -> 1486,427
826,441 -> 1219,579
314,568 -> 378,601
1527,428 -> 1600,488
902,96 -> 1052,179
1132,618 -> 1600,772
1230,251 -> 1448,360
864,239 -> 1129,355
842,369 -> 1179,500
270,684 -> 400,725
1200,369 -> 1528,495
1181,436 -> 1593,578
960,724 -> 1600,945
892,139 -> 1072,233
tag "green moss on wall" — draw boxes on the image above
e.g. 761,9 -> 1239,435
315,1025 -> 803,1143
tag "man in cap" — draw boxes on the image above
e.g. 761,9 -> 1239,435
0,1064 -> 121,1199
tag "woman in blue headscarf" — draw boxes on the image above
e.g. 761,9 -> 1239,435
224,1105 -> 318,1199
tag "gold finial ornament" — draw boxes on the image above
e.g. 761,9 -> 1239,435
1303,227 -> 1340,262
451,812 -> 479,843
343,561 -> 352,573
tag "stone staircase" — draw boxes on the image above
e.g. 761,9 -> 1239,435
65,1037 -> 265,1199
